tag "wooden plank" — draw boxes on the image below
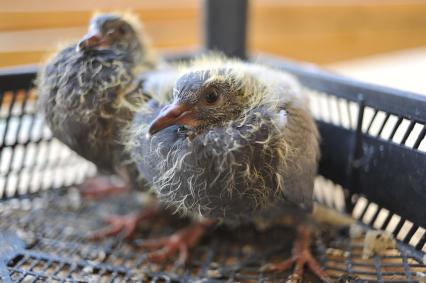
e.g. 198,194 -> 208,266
0,28 -> 85,52
0,12 -> 91,31
250,2 -> 426,32
0,0 -> 199,12
248,0 -> 426,63
2,0 -> 426,66
0,9 -> 199,31
0,52 -> 46,68
251,0 -> 426,6
0,46 -> 200,68
0,18 -> 199,52
250,29 -> 426,63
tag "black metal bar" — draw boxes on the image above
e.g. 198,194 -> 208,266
344,189 -> 354,215
415,233 -> 426,251
413,125 -> 426,149
368,206 -> 381,227
366,109 -> 378,134
403,225 -> 419,244
346,100 -> 354,129
350,98 -> 365,196
335,97 -> 343,127
0,90 -> 17,148
389,116 -> 403,141
400,120 -> 416,145
376,113 -> 390,137
358,201 -> 370,223
0,66 -> 37,92
203,0 -> 248,59
326,94 -> 334,124
393,220 -> 406,237
380,212 -> 393,231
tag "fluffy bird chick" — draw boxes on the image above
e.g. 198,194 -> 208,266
145,58 -> 318,218
130,57 -> 331,281
78,12 -> 157,69
37,12 -> 159,238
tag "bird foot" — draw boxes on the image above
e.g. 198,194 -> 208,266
139,219 -> 215,265
88,206 -> 158,240
79,176 -> 129,200
260,225 -> 332,283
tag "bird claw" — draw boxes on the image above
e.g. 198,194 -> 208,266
260,225 -> 332,283
139,219 -> 214,265
142,237 -> 189,266
79,176 -> 129,200
89,215 -> 138,240
260,258 -> 294,273
88,206 -> 159,240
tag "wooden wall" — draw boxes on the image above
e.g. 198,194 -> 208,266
1,0 -> 426,68
0,0 -> 201,68
250,0 -> 426,64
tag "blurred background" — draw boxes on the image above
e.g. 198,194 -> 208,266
1,0 -> 426,93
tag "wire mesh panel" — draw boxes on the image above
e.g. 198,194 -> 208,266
257,55 -> 426,255
305,88 -> 426,253
1,189 -> 426,283
0,68 -> 96,200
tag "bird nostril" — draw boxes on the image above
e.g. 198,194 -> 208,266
160,104 -> 184,118
170,109 -> 183,118
160,105 -> 173,114
76,40 -> 87,52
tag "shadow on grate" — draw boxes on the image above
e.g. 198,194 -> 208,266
0,189 -> 425,283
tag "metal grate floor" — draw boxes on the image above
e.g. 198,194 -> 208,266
0,189 -> 425,283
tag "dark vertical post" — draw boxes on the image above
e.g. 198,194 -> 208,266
346,96 -> 365,214
203,0 -> 248,59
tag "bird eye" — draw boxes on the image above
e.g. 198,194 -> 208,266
106,28 -> 115,36
205,90 -> 219,104
117,25 -> 127,35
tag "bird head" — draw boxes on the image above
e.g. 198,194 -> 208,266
77,13 -> 143,59
148,66 -> 257,136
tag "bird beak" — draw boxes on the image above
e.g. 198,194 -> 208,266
77,29 -> 107,52
148,103 -> 197,136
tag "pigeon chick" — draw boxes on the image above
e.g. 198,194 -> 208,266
130,57 -> 331,282
37,12 -> 159,238
77,12 -> 158,70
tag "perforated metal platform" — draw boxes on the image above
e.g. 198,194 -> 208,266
0,189 -> 425,283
